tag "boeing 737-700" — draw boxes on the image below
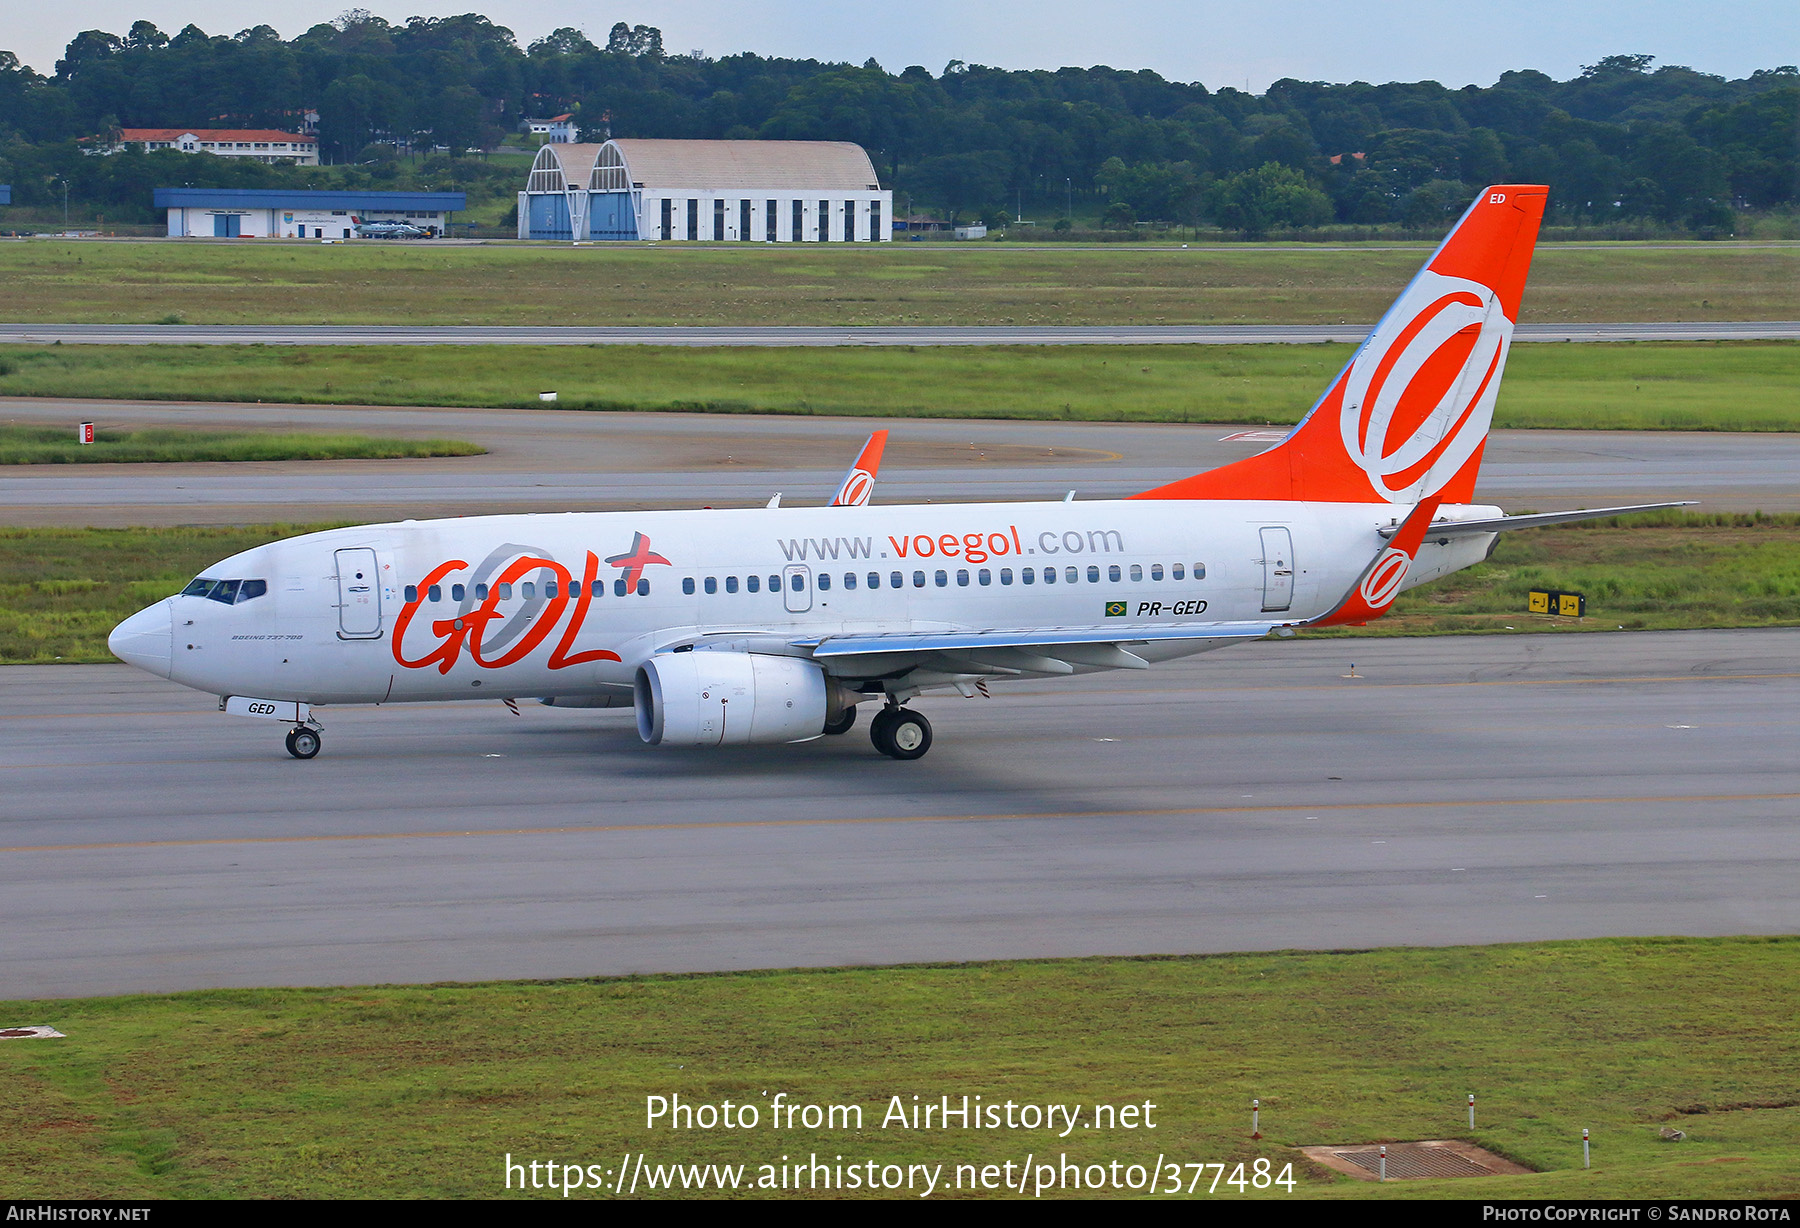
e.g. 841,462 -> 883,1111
108,186 -> 1683,760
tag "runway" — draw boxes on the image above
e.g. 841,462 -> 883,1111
2,321 -> 1795,346
5,398 -> 1798,524
3,630 -> 1797,1000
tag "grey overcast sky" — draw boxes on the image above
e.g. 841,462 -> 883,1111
7,1 -> 1796,86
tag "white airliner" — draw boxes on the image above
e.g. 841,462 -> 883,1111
110,185 -> 1682,760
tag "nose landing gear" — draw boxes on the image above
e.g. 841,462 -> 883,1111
285,725 -> 322,759
869,706 -> 932,760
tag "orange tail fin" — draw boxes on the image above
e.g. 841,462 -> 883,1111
1133,185 -> 1547,505
830,430 -> 888,507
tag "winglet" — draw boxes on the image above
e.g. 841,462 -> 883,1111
1305,496 -> 1444,628
829,430 -> 888,507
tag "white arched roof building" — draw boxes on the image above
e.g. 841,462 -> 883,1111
518,139 -> 891,242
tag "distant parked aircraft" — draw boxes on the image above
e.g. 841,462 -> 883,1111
353,217 -> 429,239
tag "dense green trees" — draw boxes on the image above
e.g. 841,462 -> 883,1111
0,19 -> 1792,233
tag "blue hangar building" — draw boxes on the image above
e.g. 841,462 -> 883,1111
153,188 -> 466,238
519,139 -> 892,242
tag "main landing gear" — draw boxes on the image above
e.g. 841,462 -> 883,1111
285,725 -> 322,760
869,706 -> 932,760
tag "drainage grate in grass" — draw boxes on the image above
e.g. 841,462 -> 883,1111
1300,1140 -> 1532,1181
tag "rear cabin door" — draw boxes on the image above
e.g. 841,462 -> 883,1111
1259,526 -> 1295,612
335,547 -> 383,638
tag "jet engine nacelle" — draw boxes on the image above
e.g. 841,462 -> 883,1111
635,651 -> 829,746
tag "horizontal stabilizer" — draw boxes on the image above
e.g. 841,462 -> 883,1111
1386,501 -> 1696,538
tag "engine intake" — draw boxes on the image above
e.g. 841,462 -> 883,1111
635,651 -> 831,746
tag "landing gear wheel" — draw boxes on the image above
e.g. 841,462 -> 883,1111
823,706 -> 857,736
870,708 -> 932,760
285,727 -> 321,760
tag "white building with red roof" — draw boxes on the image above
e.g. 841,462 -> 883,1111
523,114 -> 578,144
99,129 -> 319,166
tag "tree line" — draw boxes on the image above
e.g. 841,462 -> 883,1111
0,12 -> 1793,233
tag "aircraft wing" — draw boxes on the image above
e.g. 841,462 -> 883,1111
1388,501 -> 1695,539
795,621 -> 1279,679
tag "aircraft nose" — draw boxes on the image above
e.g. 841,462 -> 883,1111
109,602 -> 173,679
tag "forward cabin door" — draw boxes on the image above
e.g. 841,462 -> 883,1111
335,547 -> 383,638
1259,527 -> 1295,612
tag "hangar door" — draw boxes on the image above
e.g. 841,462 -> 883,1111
527,194 -> 572,240
587,192 -> 638,240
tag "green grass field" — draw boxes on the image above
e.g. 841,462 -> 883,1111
4,515 -> 1794,665
3,340 -> 1795,432
0,425 -> 482,465
1,240 -> 1793,325
4,938 -> 1797,1199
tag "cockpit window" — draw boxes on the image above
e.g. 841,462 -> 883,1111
180,577 -> 267,604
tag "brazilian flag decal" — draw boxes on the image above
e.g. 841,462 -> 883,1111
1104,601 -> 1128,618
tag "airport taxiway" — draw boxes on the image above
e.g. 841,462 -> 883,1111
3,629 -> 1797,1000
4,398 -> 1798,524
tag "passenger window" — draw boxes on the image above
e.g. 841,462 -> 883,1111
427,584 -> 442,602
1066,567 -> 1078,583
934,570 -> 948,587
475,583 -> 489,600
404,585 -> 418,602
790,574 -> 804,592
1129,564 -> 1142,582
912,571 -> 925,588
637,580 -> 649,596
1194,563 -> 1207,579
769,574 -> 780,591
615,579 -> 628,597
1172,564 -> 1185,580
747,574 -> 760,593
1041,567 -> 1054,585
1108,565 -> 1121,582
521,582 -> 535,600
1000,568 -> 1012,585
956,569 -> 969,587
978,569 -> 991,586
1151,564 -> 1164,581
546,581 -> 559,599
817,574 -> 830,591
891,572 -> 903,588
844,573 -> 857,590
591,580 -> 604,597
705,577 -> 718,595
452,583 -> 466,602
1088,566 -> 1101,583
726,575 -> 739,593
682,577 -> 695,595
499,583 -> 513,600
